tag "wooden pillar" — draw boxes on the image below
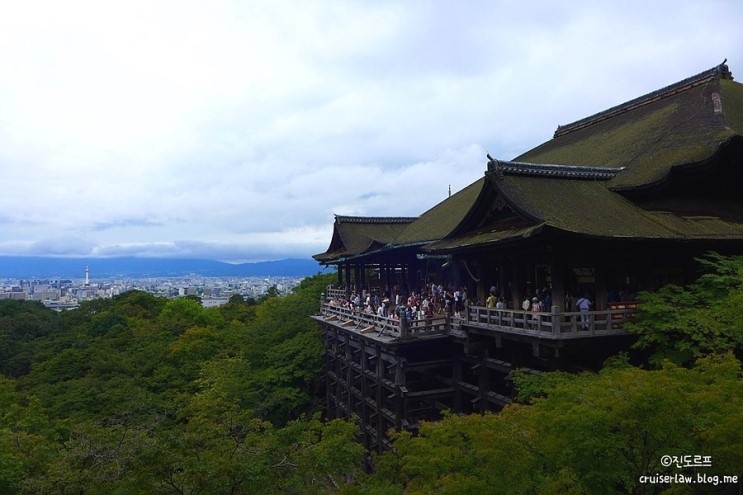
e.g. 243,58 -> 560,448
476,258 -> 486,304
478,351 -> 490,413
550,257 -> 566,312
452,356 -> 463,413
394,359 -> 406,430
511,261 -> 524,310
499,261 -> 507,305
360,340 -> 368,425
336,336 -> 345,419
595,266 -> 608,311
345,338 -> 353,414
344,264 -> 352,297
325,328 -> 334,418
353,264 -> 362,293
375,346 -> 384,453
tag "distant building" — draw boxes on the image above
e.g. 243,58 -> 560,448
312,61 -> 743,451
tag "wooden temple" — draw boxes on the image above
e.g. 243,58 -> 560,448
312,61 -> 743,452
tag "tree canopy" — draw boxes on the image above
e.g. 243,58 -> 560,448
0,273 -> 369,494
1,258 -> 741,494
627,252 -> 743,366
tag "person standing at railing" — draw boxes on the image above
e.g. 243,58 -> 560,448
453,288 -> 460,317
496,297 -> 506,311
576,294 -> 591,330
531,297 -> 543,312
530,297 -> 543,329
486,292 -> 496,308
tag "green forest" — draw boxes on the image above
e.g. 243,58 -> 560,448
1,255 -> 741,494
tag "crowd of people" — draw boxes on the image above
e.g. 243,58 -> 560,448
326,281 -> 635,332
327,283 -> 475,326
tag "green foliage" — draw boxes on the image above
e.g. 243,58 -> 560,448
0,300 -> 61,377
0,272 -> 362,494
2,268 -> 741,494
357,354 -> 743,495
627,253 -> 743,366
158,297 -> 224,335
220,293 -> 258,324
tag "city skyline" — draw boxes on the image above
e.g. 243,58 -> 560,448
1,273 -> 305,310
0,256 -> 322,280
0,1 -> 741,262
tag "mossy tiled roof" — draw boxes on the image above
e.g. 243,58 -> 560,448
423,63 -> 743,249
391,178 -> 487,245
316,63 -> 743,260
313,216 -> 416,263
492,173 -> 743,239
427,167 -> 743,252
515,64 -> 742,189
425,224 -> 543,252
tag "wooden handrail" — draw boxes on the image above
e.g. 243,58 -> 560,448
465,305 -> 636,337
319,302 -> 448,339
319,297 -> 636,340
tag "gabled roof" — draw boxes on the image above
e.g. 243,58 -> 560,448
313,215 -> 416,264
315,61 -> 743,262
489,171 -> 696,238
391,178 -> 487,246
515,62 -> 742,190
553,62 -> 733,137
424,160 -> 743,253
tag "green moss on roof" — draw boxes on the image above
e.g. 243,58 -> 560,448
339,221 -> 412,251
494,174 -> 743,240
313,217 -> 415,262
647,213 -> 743,238
392,178 -> 486,245
425,224 -> 543,252
515,78 -> 740,189
522,103 -> 678,170
721,79 -> 743,135
499,176 -> 677,237
317,69 -> 743,258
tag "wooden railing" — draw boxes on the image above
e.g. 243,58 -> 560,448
324,286 -> 347,300
319,302 -> 449,340
465,305 -> 635,339
319,286 -> 636,341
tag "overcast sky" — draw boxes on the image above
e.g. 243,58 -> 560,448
0,0 -> 741,262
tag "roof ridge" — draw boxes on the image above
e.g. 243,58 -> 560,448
553,61 -> 733,138
487,158 -> 623,180
335,215 -> 418,224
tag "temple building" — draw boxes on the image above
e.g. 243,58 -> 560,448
312,61 -> 743,451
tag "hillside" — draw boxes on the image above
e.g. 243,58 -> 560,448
0,263 -> 740,494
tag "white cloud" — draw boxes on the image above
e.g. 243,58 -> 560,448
0,0 -> 741,261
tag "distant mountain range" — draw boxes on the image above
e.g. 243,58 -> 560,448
0,257 -> 324,279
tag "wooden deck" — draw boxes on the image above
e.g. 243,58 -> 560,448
317,299 -> 634,342
316,303 -> 449,342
